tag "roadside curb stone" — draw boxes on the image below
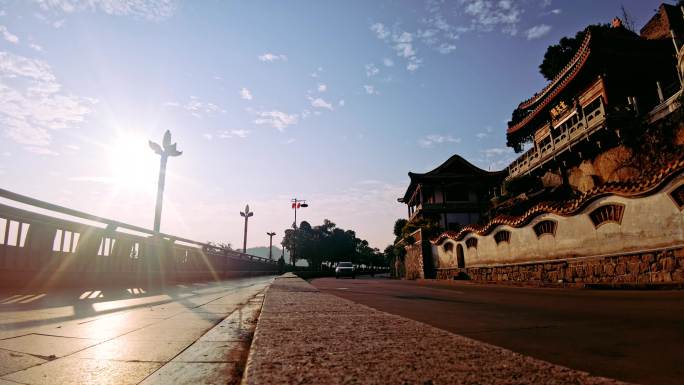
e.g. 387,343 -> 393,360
242,274 -> 630,385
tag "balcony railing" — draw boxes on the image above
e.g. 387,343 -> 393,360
508,99 -> 607,177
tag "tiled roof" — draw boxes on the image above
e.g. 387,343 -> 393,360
516,31 -> 592,111
507,31 -> 593,136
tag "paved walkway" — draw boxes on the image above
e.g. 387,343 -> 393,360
312,277 -> 684,385
243,274 -> 628,385
0,276 -> 272,385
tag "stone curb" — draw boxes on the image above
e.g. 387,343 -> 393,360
241,273 -> 631,385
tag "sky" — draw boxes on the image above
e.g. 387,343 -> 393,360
0,0 -> 672,250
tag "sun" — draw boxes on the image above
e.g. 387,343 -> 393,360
108,132 -> 158,193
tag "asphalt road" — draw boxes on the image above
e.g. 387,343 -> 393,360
312,277 -> 684,385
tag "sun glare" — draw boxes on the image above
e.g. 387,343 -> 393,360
108,133 -> 157,193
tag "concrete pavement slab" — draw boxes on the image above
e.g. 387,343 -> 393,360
173,341 -> 245,363
0,334 -> 99,358
242,274 -> 628,385
0,276 -> 274,383
139,287 -> 265,384
2,357 -> 160,385
72,337 -> 193,362
139,362 -> 238,385
0,348 -> 45,376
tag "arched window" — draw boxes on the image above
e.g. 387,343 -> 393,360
589,204 -> 625,228
494,230 -> 511,244
465,237 -> 478,249
456,244 -> 465,268
533,220 -> 557,238
443,242 -> 453,253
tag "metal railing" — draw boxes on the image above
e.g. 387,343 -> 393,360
0,188 -> 278,287
508,99 -> 607,177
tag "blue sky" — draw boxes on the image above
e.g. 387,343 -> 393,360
0,0 -> 670,250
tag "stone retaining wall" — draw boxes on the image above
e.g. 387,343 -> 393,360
404,241 -> 425,280
436,247 -> 684,285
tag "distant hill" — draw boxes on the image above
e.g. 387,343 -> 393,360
245,246 -> 289,260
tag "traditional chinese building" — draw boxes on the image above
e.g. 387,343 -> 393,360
506,17 -> 681,180
397,155 -> 506,231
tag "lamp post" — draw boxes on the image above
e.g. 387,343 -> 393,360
149,130 -> 182,233
266,232 -> 276,260
290,198 -> 308,266
240,205 -> 254,253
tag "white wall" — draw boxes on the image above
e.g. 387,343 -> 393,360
432,177 -> 684,268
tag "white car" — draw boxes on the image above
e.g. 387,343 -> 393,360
335,262 -> 355,279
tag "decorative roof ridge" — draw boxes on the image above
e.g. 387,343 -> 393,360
432,157 -> 684,245
409,154 -> 507,180
507,43 -> 592,136
516,30 -> 593,111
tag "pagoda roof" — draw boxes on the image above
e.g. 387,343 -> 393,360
399,154 -> 506,202
506,25 -> 649,148
507,29 -> 593,137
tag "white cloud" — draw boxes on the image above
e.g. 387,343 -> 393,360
370,22 -> 390,40
29,43 -> 44,52
383,58 -> 394,67
310,67 -> 323,78
477,146 -> 516,170
0,51 -> 95,148
308,96 -> 333,110
525,24 -> 552,40
365,63 -> 379,77
0,26 -> 19,44
285,138 -> 296,144
258,53 -> 288,62
370,24 -> 422,71
338,99 -> 345,107
24,146 -> 59,155
437,42 -> 456,54
406,59 -> 422,72
363,85 -> 379,95
251,109 -> 298,131
218,129 -> 250,139
417,1 -> 462,54
239,87 -> 253,100
202,133 -> 213,140
33,0 -> 177,21
166,96 -> 222,118
317,83 -> 327,92
549,9 -> 562,15
230,129 -> 249,138
418,134 -> 461,148
52,19 -> 65,28
460,0 -> 522,35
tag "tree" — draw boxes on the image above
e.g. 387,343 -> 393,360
280,219 -> 382,270
620,5 -> 636,33
393,219 -> 408,239
538,24 -> 610,81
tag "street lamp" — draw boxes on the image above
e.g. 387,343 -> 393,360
240,204 -> 254,253
266,232 -> 276,260
149,130 -> 182,233
290,198 -> 308,266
